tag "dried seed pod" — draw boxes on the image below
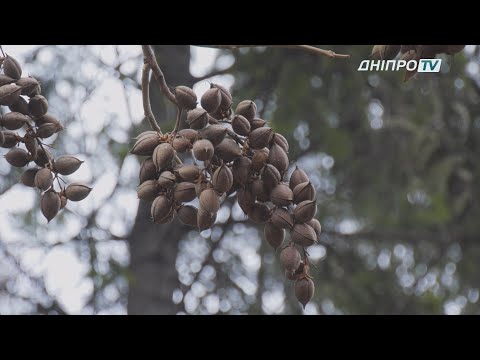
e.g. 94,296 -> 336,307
289,166 -> 309,190
251,178 -> 266,197
197,208 -> 217,231
294,200 -> 317,223
137,180 -> 159,201
175,165 -> 200,182
0,75 -> 15,86
64,183 -> 92,201
231,115 -> 251,136
34,147 -> 52,167
151,195 -> 173,223
172,135 -> 192,153
270,183 -> 294,207
35,114 -> 63,131
272,133 -> 289,153
199,188 -> 220,213
24,136 -> 38,159
210,154 -> 222,167
131,133 -> 160,156
174,182 -> 196,202
158,171 -> 176,189
215,138 -> 242,163
16,76 -> 41,97
3,55 -> 22,79
139,158 -> 157,183
134,130 -> 159,140
264,221 -> 285,250
201,87 -> 221,113
186,108 -> 208,130
211,83 -> 232,110
230,157 -> 251,188
1,131 -> 19,148
5,147 -> 30,167
41,191 -> 61,223
306,218 -> 322,239
28,95 -> 48,117
0,83 -> 22,106
280,245 -> 301,272
36,123 -> 58,139
34,168 -> 53,190
60,195 -> 68,209
195,178 -> 210,197
248,202 -> 270,224
262,164 -> 281,189
257,190 -> 270,203
248,127 -> 273,149
156,207 -> 175,224
192,139 -> 214,161
200,125 -> 228,146
177,128 -> 198,143
293,182 -> 316,204
372,45 -> 400,60
237,188 -> 255,214
175,86 -> 197,110
271,207 -> 294,230
252,148 -> 269,172
8,96 -> 30,115
21,168 -> 39,187
286,269 -> 298,281
1,112 -> 27,130
250,118 -> 267,131
268,143 -> 289,174
213,163 -> 233,194
153,143 -> 175,171
292,223 -> 317,247
176,205 -> 198,227
295,277 -> 314,309
235,100 -> 257,121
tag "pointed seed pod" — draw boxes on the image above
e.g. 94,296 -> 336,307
16,76 -> 41,97
177,128 -> 198,144
248,127 -> 273,149
200,125 -> 228,146
64,183 -> 92,201
35,114 -> 63,131
272,133 -> 289,153
268,143 -> 289,174
271,207 -> 294,230
294,200 -> 317,223
176,205 -> 198,227
199,188 -> 220,213
28,95 -> 48,117
24,136 -> 38,159
237,188 -> 255,214
172,135 -> 192,153
306,218 -> 322,239
21,168 -> 39,187
231,156 -> 252,186
1,112 -> 27,130
0,74 -> 15,86
215,138 -> 242,163
213,164 -> 233,194
250,118 -> 267,131
130,133 -> 160,156
156,207 -> 175,224
8,96 -> 30,115
264,222 -> 285,250
0,83 -> 22,106
186,108 -> 208,130
139,158 -> 157,183
293,182 -> 316,204
192,139 -> 214,161
251,178 -> 266,197
270,183 -> 294,206
153,143 -> 175,171
3,55 -> 22,79
291,223 -> 317,247
36,123 -> 58,139
134,130 -> 158,139
174,165 -> 200,182
197,208 -> 217,231
195,179 -> 209,197
1,131 -> 19,148
157,171 -> 176,189
211,83 -> 232,110
295,277 -> 315,309
248,202 -> 270,224
174,182 -> 196,202
137,180 -> 159,201
235,100 -> 257,121
34,168 -> 53,191
5,147 -> 30,167
175,86 -> 197,110
262,164 -> 281,189
201,87 -> 221,113
231,115 -> 251,136
151,195 -> 173,223
34,147 -> 51,167
280,245 -> 301,272
41,191 -> 61,223
252,148 -> 269,172
289,166 -> 309,190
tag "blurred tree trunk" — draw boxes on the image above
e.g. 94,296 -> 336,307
127,45 -> 192,315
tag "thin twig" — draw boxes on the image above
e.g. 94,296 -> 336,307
141,63 -> 162,133
0,45 -> 5,57
173,106 -> 182,133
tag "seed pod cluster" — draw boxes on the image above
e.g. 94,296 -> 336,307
0,54 -> 92,222
370,45 -> 466,81
132,83 -> 321,309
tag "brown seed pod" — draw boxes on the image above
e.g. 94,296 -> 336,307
0,74 -> 15,86
280,245 -> 301,272
34,147 -> 52,167
372,45 -> 401,60
256,189 -> 270,203
252,148 -> 269,172
293,182 -> 316,204
151,195 -> 173,223
0,130 -> 19,148
0,83 -> 22,106
173,182 -> 196,202
291,223 -> 317,247
60,195 -> 68,209
28,95 -> 49,117
34,168 -> 53,191
5,147 -> 30,167
262,164 -> 281,189
64,183 -> 92,201
41,191 -> 61,223
289,166 -> 309,190
177,128 -> 198,143
34,114 -> 63,131
192,139 -> 214,161
130,133 -> 160,156
211,83 -> 232,110
231,115 -> 251,136
137,180 -> 159,201
248,202 -> 270,224
139,157 -> 157,183
295,276 -> 314,309
3,55 -> 22,80
272,133 -> 289,153
175,165 -> 200,182
36,123 -> 58,139
186,108 -> 208,130
264,221 -> 285,250
215,138 -> 242,163
212,163 -> 233,194
134,130 -> 159,140
270,183 -> 294,207
24,136 -> 38,159
172,135 -> 192,153
1,112 -> 27,130
251,178 -> 266,197
306,218 -> 322,239
175,86 -> 197,110
156,207 -> 175,224
248,127 -> 273,149
231,156 -> 252,186
201,87 -> 222,113
153,143 -> 175,171
20,168 -> 39,187
176,205 -> 198,227
237,187 -> 255,214
294,200 -> 317,223
16,76 -> 41,97
199,188 -> 220,213
268,143 -> 289,174
235,100 -> 257,121
271,207 -> 294,230
250,118 -> 267,131
200,125 -> 228,147
197,208 -> 217,231
157,171 -> 176,189
8,96 -> 30,115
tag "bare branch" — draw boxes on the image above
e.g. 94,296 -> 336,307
141,63 -> 162,133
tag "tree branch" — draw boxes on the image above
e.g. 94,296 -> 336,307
141,63 -> 162,133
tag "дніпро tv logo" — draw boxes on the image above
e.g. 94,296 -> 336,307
358,58 -> 442,72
